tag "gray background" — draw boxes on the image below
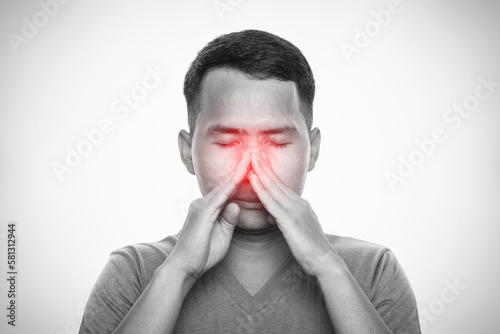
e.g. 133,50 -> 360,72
1,0 -> 499,333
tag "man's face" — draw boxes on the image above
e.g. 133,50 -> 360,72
180,68 -> 320,231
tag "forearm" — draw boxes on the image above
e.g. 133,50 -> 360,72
316,254 -> 392,334
112,259 -> 196,334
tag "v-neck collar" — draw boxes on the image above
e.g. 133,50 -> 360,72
214,253 -> 295,315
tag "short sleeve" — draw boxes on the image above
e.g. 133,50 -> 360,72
371,250 -> 421,334
78,251 -> 143,334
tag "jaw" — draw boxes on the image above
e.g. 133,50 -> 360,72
236,208 -> 274,231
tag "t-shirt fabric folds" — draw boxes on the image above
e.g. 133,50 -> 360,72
79,233 -> 421,334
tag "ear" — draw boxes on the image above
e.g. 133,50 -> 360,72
178,129 -> 195,175
307,127 -> 321,172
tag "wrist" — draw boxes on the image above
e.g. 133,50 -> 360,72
156,257 -> 198,291
310,249 -> 349,280
163,249 -> 204,279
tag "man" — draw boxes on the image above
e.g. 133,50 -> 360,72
79,30 -> 421,334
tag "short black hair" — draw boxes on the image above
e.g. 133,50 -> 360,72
183,29 -> 315,132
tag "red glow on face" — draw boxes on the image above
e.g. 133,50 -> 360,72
189,69 -> 314,230
206,126 -> 298,202
209,125 -> 295,160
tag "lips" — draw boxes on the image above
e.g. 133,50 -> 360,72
232,199 -> 264,210
231,183 -> 260,202
231,184 -> 264,209
232,194 -> 260,202
231,190 -> 263,209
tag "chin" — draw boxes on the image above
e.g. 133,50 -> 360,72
236,209 -> 273,231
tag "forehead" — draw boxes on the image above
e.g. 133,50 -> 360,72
196,68 -> 306,133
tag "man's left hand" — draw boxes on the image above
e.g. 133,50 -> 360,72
248,148 -> 341,277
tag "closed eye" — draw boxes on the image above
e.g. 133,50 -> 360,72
215,142 -> 289,149
216,142 -> 240,149
267,142 -> 290,149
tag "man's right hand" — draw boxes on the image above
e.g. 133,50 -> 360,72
166,150 -> 252,280
110,152 -> 251,334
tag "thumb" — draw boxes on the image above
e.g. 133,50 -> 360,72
219,203 -> 240,238
220,202 -> 240,227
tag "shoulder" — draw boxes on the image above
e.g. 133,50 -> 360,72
324,234 -> 400,292
107,232 -> 181,289
325,233 -> 391,261
111,232 -> 180,261
324,235 -> 420,332
80,233 -> 181,333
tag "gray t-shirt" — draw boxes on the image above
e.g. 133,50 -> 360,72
79,233 -> 421,333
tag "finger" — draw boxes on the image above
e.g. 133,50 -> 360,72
267,215 -> 277,225
251,151 -> 291,202
221,202 -> 240,226
219,202 -> 240,237
207,150 -> 252,209
248,171 -> 286,217
252,149 -> 280,184
259,151 -> 297,198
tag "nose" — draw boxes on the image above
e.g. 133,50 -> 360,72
243,138 -> 263,152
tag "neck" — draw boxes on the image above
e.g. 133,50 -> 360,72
231,225 -> 284,252
224,224 -> 290,268
223,224 -> 291,296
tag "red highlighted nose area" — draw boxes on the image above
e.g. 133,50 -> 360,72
231,160 -> 263,210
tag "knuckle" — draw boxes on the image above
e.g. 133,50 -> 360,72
228,178 -> 238,189
284,202 -> 297,212
189,198 -> 205,212
219,192 -> 229,205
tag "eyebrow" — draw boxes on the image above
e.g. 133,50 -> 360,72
207,125 -> 298,136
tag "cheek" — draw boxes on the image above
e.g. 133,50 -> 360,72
268,148 -> 309,193
193,147 -> 242,192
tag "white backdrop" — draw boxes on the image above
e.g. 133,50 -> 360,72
1,0 -> 499,333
